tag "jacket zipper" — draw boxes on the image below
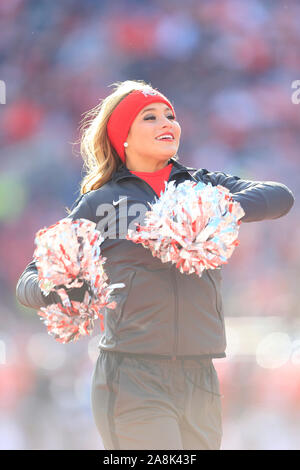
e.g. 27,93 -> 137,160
170,266 -> 179,360
206,270 -> 222,323
115,172 -> 187,360
126,174 -> 180,359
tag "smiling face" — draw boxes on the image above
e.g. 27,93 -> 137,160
125,102 -> 181,172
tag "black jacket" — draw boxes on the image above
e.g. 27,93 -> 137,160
15,157 -> 295,358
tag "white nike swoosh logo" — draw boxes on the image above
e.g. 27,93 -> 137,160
112,197 -> 127,206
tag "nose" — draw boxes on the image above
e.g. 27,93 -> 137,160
159,115 -> 173,127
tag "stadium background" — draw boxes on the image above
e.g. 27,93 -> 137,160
0,0 -> 299,449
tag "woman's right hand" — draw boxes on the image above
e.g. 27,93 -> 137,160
41,280 -> 89,305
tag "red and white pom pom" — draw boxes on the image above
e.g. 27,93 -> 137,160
37,287 -> 118,344
127,180 -> 245,277
34,218 -> 105,295
34,218 -> 124,343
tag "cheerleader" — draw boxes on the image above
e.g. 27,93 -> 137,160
16,80 -> 294,450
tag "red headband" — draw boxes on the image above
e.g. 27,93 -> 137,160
107,89 -> 176,163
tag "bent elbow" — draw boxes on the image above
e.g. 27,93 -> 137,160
279,184 -> 295,217
15,277 -> 27,308
15,273 -> 46,310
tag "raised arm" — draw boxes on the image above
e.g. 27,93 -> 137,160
15,194 -> 93,309
193,169 -> 295,223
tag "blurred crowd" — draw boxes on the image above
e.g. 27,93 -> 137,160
0,0 -> 299,449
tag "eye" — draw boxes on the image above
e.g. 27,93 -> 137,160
144,115 -> 155,120
144,115 -> 175,121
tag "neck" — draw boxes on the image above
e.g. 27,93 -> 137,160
125,157 -> 172,173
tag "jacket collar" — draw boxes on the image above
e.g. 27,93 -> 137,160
112,157 -> 197,183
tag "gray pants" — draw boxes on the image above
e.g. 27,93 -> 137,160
91,350 -> 223,450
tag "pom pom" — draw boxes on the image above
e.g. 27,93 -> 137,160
127,180 -> 245,276
38,288 -> 118,344
34,218 -> 104,295
34,218 -> 124,343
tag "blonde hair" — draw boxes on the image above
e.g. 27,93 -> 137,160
73,79 -> 177,197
